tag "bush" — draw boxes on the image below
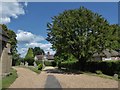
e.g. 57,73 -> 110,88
38,64 -> 43,70
44,61 -> 52,66
60,60 -> 120,76
96,70 -> 103,75
84,60 -> 120,76
24,58 -> 34,65
51,61 -> 57,67
35,60 -> 43,65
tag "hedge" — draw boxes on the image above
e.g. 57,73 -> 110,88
44,61 -> 56,67
59,60 -> 120,76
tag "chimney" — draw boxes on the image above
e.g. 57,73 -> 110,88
47,52 -> 50,56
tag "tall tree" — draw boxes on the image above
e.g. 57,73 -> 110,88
25,48 -> 34,59
46,7 -> 119,70
25,48 -> 34,65
33,47 -> 45,56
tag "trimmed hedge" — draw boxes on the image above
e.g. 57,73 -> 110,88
44,61 -> 56,67
59,60 -> 120,76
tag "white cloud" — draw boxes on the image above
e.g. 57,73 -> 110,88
25,42 -> 55,55
0,1 -> 26,24
24,2 -> 28,7
16,30 -> 55,57
16,30 -> 45,43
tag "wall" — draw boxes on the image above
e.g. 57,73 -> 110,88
0,43 -> 12,77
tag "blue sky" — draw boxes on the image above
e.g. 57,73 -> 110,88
1,2 -> 118,57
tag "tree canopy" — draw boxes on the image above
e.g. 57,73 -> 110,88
33,47 -> 45,56
25,48 -> 34,59
46,7 -> 119,69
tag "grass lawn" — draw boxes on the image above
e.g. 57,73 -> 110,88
2,68 -> 18,90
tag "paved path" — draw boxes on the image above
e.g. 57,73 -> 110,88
9,66 -> 118,88
9,67 -> 47,88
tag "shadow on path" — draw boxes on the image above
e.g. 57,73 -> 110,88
45,75 -> 62,89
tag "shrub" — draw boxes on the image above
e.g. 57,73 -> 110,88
35,60 -> 43,65
96,70 -> 103,75
44,61 -> 52,66
38,64 -> 43,70
51,61 -> 57,67
60,60 -> 120,76
24,58 -> 34,65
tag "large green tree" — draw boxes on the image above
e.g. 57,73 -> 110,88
47,7 -> 119,70
33,47 -> 45,56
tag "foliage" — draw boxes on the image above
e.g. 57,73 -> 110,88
35,60 -> 43,65
25,48 -> 34,65
46,7 -> 119,70
60,60 -> 120,76
25,48 -> 34,59
51,61 -> 57,67
44,61 -> 52,66
38,64 -> 43,70
2,68 -> 18,90
33,47 -> 45,56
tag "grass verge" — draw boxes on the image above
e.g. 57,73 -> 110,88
2,68 -> 18,90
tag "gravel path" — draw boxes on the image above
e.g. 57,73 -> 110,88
9,66 -> 118,88
9,67 -> 47,88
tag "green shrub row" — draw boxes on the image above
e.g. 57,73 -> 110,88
44,61 -> 56,67
59,60 -> 120,76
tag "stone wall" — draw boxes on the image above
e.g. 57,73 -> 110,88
0,43 -> 12,77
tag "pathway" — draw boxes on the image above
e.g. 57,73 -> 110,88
9,66 -> 118,88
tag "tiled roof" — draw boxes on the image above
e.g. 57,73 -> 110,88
46,55 -> 54,60
93,49 -> 119,57
35,55 -> 44,60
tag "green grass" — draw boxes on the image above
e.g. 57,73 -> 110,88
28,66 -> 41,74
2,68 -> 18,90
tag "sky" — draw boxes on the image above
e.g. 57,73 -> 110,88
0,2 -> 119,57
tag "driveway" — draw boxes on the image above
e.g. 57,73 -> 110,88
9,66 -> 118,88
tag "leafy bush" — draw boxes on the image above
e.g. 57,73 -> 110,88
44,61 -> 52,66
24,58 -> 34,65
96,70 -> 103,75
35,60 -> 43,65
38,64 -> 43,70
51,61 -> 57,67
60,60 -> 120,76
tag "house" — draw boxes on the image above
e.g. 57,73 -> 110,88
0,25 -> 12,77
34,52 -> 54,62
92,49 -> 120,61
45,52 -> 54,62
